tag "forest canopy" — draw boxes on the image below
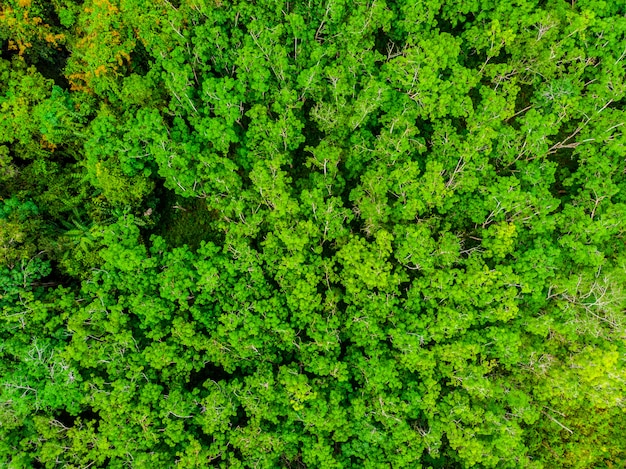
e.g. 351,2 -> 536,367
1,0 -> 625,467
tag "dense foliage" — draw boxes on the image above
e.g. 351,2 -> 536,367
1,0 -> 626,467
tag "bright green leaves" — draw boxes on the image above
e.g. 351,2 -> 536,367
83,111 -> 155,207
393,223 -> 460,274
304,138 -> 344,185
337,231 -> 400,296
382,32 -> 478,120
196,380 -> 238,435
200,76 -> 243,131
464,17 -> 517,65
0,57 -> 52,159
349,168 -> 392,233
572,346 -> 625,409
483,222 -> 517,259
35,85 -> 86,145
235,103 -> 305,218
301,189 -> 353,243
158,246 -> 198,308
2,0 -> 626,468
99,214 -> 147,272
64,0 -> 136,95
0,197 -> 42,267
280,367 -> 318,412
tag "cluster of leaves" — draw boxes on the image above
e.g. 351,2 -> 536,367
1,0 -> 626,467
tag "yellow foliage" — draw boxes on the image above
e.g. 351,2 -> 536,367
67,72 -> 92,92
19,41 -> 31,54
44,32 -> 64,45
0,4 -> 65,55
40,137 -> 57,151
94,65 -> 108,77
24,12 -> 41,25
66,0 -> 135,92
115,50 -> 131,66
93,0 -> 119,14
